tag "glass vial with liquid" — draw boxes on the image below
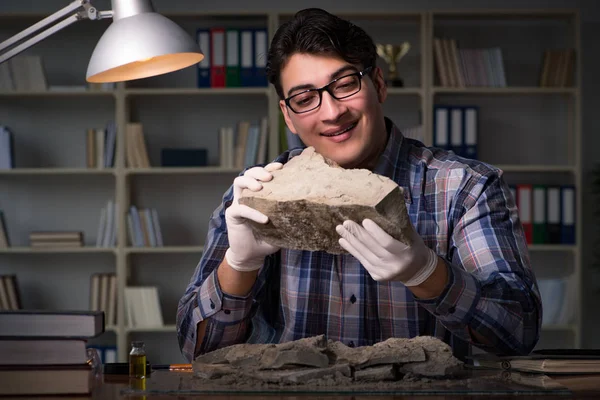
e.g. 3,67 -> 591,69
129,341 -> 147,379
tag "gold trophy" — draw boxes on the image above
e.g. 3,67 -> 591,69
376,42 -> 411,87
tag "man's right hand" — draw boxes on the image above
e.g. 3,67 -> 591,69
224,162 -> 283,272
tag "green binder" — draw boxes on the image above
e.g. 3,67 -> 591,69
225,29 -> 240,87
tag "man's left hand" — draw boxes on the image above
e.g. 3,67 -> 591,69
336,219 -> 438,286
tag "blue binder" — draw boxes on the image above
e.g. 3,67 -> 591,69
560,185 -> 576,244
253,28 -> 268,86
196,28 -> 211,88
239,29 -> 254,87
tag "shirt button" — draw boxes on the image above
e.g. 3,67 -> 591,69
223,309 -> 231,315
210,300 -> 216,309
448,306 -> 456,314
350,295 -> 357,304
348,341 -> 355,348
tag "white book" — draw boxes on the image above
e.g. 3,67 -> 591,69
0,277 -> 10,310
129,206 -> 144,247
144,209 -> 157,247
435,107 -> 449,148
256,116 -> 268,165
151,209 -> 163,247
0,127 -> 13,170
25,55 -> 47,91
95,129 -> 105,169
107,275 -> 116,327
9,57 -> 31,90
102,200 -> 114,248
95,206 -> 106,248
145,287 -> 163,327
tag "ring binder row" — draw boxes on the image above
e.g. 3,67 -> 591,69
197,27 -> 268,88
509,184 -> 576,245
433,105 -> 478,160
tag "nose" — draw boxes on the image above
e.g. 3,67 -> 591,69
319,90 -> 347,121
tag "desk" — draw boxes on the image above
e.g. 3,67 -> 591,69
92,370 -> 600,399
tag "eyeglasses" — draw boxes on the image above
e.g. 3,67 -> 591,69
284,67 -> 373,114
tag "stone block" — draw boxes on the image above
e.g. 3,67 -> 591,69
239,147 -> 412,254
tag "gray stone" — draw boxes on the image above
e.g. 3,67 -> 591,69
239,147 -> 413,254
354,364 -> 399,381
195,363 -> 237,379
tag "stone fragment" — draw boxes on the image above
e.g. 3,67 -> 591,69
194,342 -> 273,366
259,348 -> 330,370
239,147 -> 413,254
397,336 -> 464,377
195,363 -> 237,379
354,364 -> 399,381
328,337 -> 426,368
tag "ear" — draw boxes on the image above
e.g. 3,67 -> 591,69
372,66 -> 387,104
280,100 -> 298,134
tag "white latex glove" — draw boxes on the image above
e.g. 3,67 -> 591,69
336,219 -> 438,286
224,162 -> 283,272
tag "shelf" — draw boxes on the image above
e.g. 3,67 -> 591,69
126,324 -> 177,333
0,90 -> 115,97
0,247 -> 116,254
528,244 -> 576,252
124,88 -> 269,96
126,246 -> 204,254
0,168 -> 115,176
386,87 -> 423,96
433,87 -> 577,95
125,167 -> 240,175
495,165 -> 576,173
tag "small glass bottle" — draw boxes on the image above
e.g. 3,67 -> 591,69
129,341 -> 147,379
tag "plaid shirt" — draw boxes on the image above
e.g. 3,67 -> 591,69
177,118 -> 541,362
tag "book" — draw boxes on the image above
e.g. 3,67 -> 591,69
0,338 -> 88,365
469,349 -> 600,374
0,364 -> 92,395
0,310 -> 104,338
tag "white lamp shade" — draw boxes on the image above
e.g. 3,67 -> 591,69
86,12 -> 203,83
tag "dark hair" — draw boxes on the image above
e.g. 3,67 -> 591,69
266,8 -> 377,99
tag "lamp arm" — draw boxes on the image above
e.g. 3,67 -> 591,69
0,0 -> 113,65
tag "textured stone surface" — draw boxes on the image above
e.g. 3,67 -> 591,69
239,147 -> 413,254
193,335 -> 464,386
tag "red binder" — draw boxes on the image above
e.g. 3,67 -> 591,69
210,28 -> 226,88
516,184 -> 533,245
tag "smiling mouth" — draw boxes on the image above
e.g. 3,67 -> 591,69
321,122 -> 357,137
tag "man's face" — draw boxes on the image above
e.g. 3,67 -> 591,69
279,53 -> 387,169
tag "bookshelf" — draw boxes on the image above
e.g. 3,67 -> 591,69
0,9 -> 582,363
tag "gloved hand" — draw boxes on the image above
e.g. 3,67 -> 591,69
336,219 -> 438,286
224,162 -> 283,272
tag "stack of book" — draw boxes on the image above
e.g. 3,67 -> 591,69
0,310 -> 104,396
127,206 -> 164,247
29,231 -> 83,248
86,120 -> 117,169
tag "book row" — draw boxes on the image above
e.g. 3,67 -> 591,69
219,117 -> 269,168
86,121 -> 117,169
0,275 -> 20,310
197,27 -> 268,88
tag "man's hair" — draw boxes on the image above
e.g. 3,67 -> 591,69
266,8 -> 377,99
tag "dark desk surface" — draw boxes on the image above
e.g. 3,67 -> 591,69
92,369 -> 600,399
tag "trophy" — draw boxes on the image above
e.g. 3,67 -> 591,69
376,42 -> 411,87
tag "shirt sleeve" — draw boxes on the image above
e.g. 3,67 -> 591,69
175,185 -> 256,362
415,169 -> 542,356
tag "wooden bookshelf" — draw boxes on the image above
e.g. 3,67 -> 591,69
0,8 -> 582,362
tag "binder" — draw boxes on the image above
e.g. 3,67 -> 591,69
225,29 -> 240,87
532,185 -> 547,244
240,29 -> 254,87
210,28 -> 226,88
546,186 -> 561,244
433,106 -> 449,150
253,29 -> 268,86
560,185 -> 575,244
463,106 -> 478,160
196,29 -> 211,88
450,107 -> 463,157
516,184 -> 533,245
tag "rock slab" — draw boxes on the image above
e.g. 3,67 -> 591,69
239,147 -> 413,254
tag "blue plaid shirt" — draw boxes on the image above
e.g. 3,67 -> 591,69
177,118 -> 541,362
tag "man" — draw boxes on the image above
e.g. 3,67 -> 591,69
177,8 -> 541,362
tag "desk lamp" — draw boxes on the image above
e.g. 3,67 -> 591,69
0,0 -> 203,82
